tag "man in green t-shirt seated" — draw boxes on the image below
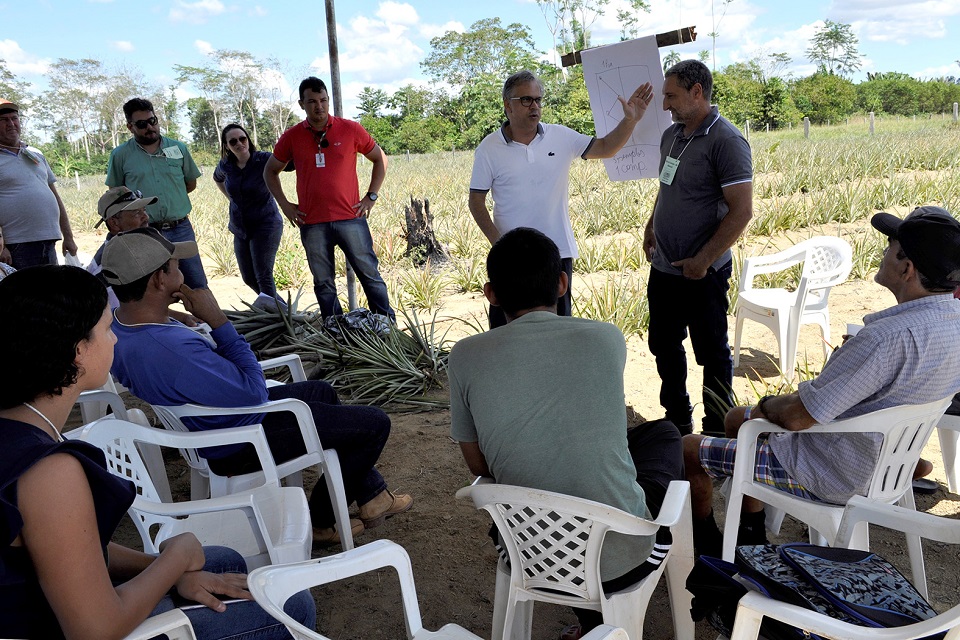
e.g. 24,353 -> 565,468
448,227 -> 683,640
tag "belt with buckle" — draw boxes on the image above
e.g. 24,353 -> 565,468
149,217 -> 188,231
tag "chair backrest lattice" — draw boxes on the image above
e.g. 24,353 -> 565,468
97,433 -> 162,502
496,502 -> 599,599
799,238 -> 852,291
871,409 -> 946,499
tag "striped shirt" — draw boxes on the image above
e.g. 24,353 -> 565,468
769,293 -> 960,503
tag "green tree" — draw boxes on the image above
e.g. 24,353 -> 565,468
791,71 -> 856,124
806,20 -> 861,77
357,87 -> 388,117
856,72 -> 920,115
536,0 -> 649,58
185,97 -> 219,151
421,18 -> 542,86
662,51 -> 681,72
0,59 -> 32,111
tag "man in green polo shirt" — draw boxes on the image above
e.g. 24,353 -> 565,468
106,97 -> 207,288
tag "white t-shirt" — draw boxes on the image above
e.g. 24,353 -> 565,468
470,124 -> 592,259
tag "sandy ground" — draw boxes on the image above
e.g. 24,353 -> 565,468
68,229 -> 960,640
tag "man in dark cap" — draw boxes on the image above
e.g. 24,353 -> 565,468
683,206 -> 960,555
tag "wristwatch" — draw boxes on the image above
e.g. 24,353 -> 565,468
366,191 -> 378,202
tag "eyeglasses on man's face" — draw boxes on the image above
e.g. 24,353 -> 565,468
131,116 -> 159,129
228,135 -> 248,147
510,96 -> 543,107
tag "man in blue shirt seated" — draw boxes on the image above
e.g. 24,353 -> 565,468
685,206 -> 960,557
101,227 -> 412,546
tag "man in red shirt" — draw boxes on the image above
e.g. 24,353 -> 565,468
265,77 -> 393,320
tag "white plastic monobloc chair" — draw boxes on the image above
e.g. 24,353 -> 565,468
151,397 -> 354,550
937,412 -> 960,494
72,387 -> 173,503
125,609 -> 197,640
728,495 -> 960,640
248,539 -> 483,640
456,481 -> 695,640
721,397 -> 952,597
78,419 -> 311,570
733,236 -> 852,377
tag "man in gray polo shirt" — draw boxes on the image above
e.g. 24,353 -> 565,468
683,207 -> 960,556
642,60 -> 753,437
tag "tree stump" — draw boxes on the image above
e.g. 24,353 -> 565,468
403,197 -> 449,266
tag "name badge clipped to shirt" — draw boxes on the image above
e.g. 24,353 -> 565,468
316,152 -> 326,168
162,146 -> 184,160
659,156 -> 680,185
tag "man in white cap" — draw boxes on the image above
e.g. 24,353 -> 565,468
684,206 -> 960,557
0,99 -> 77,268
103,227 -> 412,546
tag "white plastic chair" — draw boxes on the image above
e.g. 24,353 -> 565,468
125,609 -> 197,640
456,481 -> 695,640
937,413 -> 960,493
733,236 -> 852,377
72,387 -> 173,503
151,396 -> 354,550
721,398 -> 952,589
729,495 -> 960,640
77,419 -> 311,570
248,539 -> 484,640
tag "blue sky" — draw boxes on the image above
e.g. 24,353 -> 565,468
2,0 -> 959,120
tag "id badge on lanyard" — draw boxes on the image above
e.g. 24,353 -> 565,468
316,152 -> 325,168
660,136 -> 692,186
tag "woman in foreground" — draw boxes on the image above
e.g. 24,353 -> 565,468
0,265 -> 314,639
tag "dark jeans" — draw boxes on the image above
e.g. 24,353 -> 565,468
6,240 -> 57,269
647,263 -> 734,435
234,224 -> 282,297
574,419 -> 684,630
489,257 -> 574,329
207,381 -> 390,528
300,218 -> 394,321
161,218 -> 208,289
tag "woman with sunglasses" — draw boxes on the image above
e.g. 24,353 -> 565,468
0,265 -> 315,639
213,124 -> 286,299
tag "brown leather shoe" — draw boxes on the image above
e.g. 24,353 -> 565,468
313,518 -> 364,546
359,490 -> 414,529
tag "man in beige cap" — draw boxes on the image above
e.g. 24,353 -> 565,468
104,227 -> 412,546
0,99 -> 77,268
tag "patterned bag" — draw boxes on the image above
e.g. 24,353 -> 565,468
688,544 -> 942,640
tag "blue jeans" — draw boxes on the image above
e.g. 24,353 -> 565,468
148,546 -> 316,640
161,218 -> 208,289
300,219 -> 394,320
235,224 -> 282,297
647,263 -> 734,435
207,381 -> 391,528
6,240 -> 57,269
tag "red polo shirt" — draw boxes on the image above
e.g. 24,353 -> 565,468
272,116 -> 376,224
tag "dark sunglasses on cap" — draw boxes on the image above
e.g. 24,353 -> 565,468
109,189 -> 143,211
228,135 -> 248,147
131,116 -> 159,129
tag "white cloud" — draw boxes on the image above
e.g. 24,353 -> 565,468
195,40 -> 215,56
250,5 -> 267,17
0,40 -> 50,76
914,63 -> 960,80
419,20 -> 463,41
111,41 -> 135,52
832,0 -> 960,45
376,1 -> 419,26
169,0 -> 226,25
311,11 -> 425,85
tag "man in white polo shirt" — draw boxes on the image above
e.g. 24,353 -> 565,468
468,70 -> 654,328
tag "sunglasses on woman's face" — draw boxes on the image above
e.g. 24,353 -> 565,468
228,135 -> 248,147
